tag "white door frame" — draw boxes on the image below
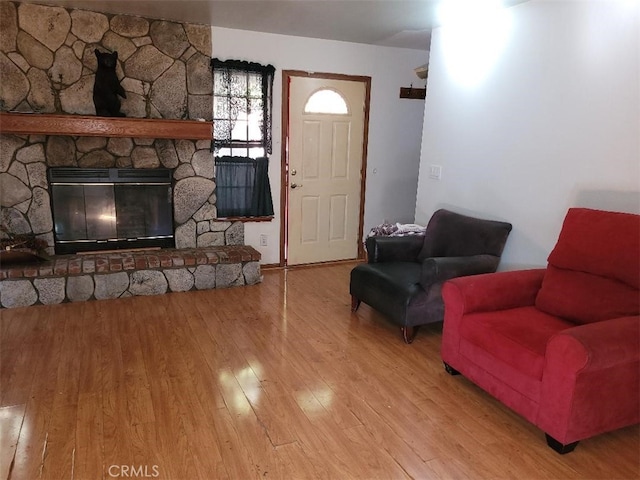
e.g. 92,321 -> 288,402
281,70 -> 371,267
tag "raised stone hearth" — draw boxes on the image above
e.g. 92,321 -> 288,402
0,245 -> 261,308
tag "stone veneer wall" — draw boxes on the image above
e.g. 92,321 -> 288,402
0,1 -> 237,254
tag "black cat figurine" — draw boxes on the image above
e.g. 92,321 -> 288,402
93,49 -> 127,117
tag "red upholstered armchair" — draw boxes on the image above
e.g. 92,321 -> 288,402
441,208 -> 640,453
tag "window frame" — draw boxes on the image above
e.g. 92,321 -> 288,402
211,58 -> 275,157
303,88 -> 350,115
210,59 -> 276,220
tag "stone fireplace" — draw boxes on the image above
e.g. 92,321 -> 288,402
0,2 -> 263,308
1,132 -> 242,254
0,1 -> 243,252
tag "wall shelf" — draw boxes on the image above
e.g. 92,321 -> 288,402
0,112 -> 213,140
399,87 -> 426,100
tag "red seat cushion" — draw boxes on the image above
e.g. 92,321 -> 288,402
460,307 -> 573,380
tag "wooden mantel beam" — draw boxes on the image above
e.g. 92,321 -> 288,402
0,112 -> 213,140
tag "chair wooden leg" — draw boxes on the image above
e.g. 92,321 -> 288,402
351,295 -> 361,312
401,326 -> 419,344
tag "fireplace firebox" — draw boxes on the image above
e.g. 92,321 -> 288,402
48,167 -> 174,254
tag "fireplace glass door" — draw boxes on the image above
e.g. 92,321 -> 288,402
52,184 -> 117,242
115,185 -> 173,240
48,168 -> 174,254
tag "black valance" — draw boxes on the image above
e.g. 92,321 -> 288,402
211,58 -> 276,154
211,58 -> 275,75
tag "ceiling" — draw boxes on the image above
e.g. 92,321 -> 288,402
36,0 -> 448,50
36,0 -> 528,51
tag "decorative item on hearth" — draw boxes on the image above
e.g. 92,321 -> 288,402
0,227 -> 49,264
93,49 -> 127,117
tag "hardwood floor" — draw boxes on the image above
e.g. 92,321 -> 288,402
1,263 -> 638,479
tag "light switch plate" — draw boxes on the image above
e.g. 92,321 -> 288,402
428,164 -> 442,180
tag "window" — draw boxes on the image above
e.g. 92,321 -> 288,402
211,58 -> 275,157
211,59 -> 275,218
304,89 -> 349,114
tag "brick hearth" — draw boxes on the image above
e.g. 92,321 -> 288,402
0,245 -> 261,308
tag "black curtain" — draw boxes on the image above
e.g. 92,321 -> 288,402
215,156 -> 274,217
211,58 -> 275,154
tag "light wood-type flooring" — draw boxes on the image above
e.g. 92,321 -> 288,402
1,263 -> 638,479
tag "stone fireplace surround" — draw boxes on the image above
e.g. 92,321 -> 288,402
1,133 -> 235,253
0,2 -> 263,307
0,1 -> 227,252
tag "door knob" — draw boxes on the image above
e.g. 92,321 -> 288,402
291,169 -> 297,176
291,183 -> 302,189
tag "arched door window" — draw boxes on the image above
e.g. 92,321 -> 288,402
304,89 -> 349,114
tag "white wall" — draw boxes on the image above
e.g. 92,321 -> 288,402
212,27 -> 428,264
415,0 -> 640,270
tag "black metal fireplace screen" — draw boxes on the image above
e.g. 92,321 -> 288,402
48,167 -> 174,254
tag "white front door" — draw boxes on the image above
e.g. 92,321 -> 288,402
286,75 -> 368,266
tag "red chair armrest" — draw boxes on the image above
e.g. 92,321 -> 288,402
545,315 -> 640,371
539,316 -> 640,444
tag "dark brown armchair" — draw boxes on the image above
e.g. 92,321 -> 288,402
350,209 -> 512,343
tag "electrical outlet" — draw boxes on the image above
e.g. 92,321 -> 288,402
259,234 -> 268,246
